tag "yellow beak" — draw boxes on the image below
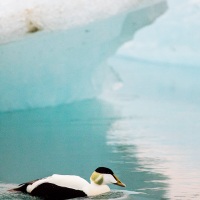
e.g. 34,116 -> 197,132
113,174 -> 126,187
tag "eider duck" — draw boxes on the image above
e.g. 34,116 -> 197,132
9,167 -> 126,199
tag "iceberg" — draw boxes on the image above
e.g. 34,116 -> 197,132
117,0 -> 200,66
114,0 -> 200,104
0,0 -> 167,112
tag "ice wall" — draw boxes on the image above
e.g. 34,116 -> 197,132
0,0 -> 167,112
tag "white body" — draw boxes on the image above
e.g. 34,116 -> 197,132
27,174 -> 110,196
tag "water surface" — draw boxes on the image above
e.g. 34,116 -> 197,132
107,56 -> 200,199
0,98 -> 169,200
1,64 -> 200,200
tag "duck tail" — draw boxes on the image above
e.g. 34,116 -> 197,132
8,183 -> 29,193
8,179 -> 39,193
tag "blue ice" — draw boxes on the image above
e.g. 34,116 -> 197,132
0,1 -> 167,112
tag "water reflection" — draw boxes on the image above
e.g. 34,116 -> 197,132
107,98 -> 200,199
107,118 -> 169,199
106,57 -> 200,199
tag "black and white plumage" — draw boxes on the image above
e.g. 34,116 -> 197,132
9,167 -> 126,200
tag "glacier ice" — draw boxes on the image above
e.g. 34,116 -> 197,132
0,0 -> 167,112
0,0 -> 148,44
117,0 -> 200,66
112,0 -> 200,104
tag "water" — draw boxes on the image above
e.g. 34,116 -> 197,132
107,56 -> 200,199
1,65 -> 200,200
0,99 -> 145,199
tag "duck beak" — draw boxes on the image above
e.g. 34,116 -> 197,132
113,174 -> 126,187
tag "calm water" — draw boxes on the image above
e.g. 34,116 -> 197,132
1,57 -> 200,200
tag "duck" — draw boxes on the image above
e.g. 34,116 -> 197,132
9,167 -> 126,200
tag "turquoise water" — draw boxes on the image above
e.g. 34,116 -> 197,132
1,57 -> 200,199
0,98 -> 167,200
0,99 -> 147,199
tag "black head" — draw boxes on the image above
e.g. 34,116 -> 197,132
95,167 -> 114,175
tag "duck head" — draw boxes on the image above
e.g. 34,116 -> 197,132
90,167 -> 126,187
